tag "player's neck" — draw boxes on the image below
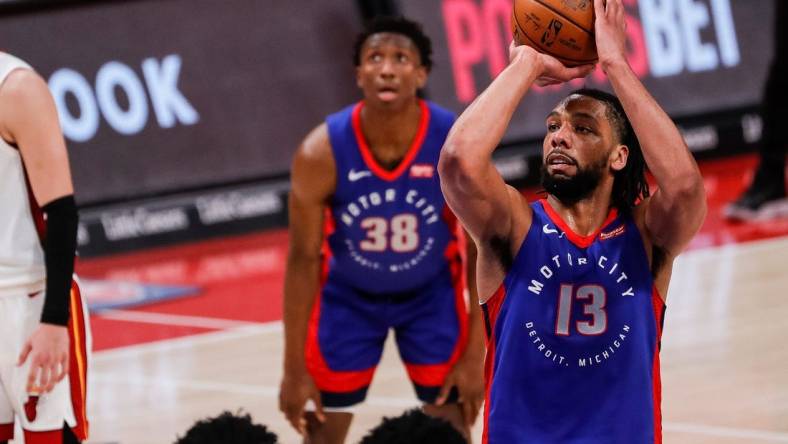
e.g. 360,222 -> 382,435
360,98 -> 422,157
546,187 -> 615,237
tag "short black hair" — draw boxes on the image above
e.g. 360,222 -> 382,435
174,411 -> 278,444
353,16 -> 433,71
359,408 -> 467,444
568,88 -> 650,211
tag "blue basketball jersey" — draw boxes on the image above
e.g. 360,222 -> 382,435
482,199 -> 665,444
324,100 -> 459,294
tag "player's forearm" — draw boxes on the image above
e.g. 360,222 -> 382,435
443,56 -> 539,168
282,255 -> 320,373
604,60 -> 703,196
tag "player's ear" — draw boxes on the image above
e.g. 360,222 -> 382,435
415,65 -> 428,89
356,66 -> 363,89
610,144 -> 628,172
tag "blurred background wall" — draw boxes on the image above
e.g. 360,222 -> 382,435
0,0 -> 772,255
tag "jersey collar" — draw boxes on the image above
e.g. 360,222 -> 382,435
351,99 -> 430,182
540,198 -> 619,248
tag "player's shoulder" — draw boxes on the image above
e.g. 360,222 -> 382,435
297,122 -> 332,163
0,63 -> 47,105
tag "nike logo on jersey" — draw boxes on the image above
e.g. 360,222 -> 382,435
543,224 -> 566,238
348,169 -> 372,182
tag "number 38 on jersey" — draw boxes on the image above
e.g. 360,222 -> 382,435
359,214 -> 420,253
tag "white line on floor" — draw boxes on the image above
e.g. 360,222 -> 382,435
90,371 -> 788,441
97,309 -> 263,329
664,421 -> 788,442
93,321 -> 282,363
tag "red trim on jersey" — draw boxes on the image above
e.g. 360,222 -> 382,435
305,210 -> 377,392
351,100 -> 430,182
22,429 -> 61,444
22,166 -> 46,243
540,199 -> 619,249
405,215 -> 470,386
68,281 -> 90,440
0,423 -> 13,440
305,293 -> 377,391
651,286 -> 665,444
481,284 -> 506,443
482,285 -> 506,341
481,286 -> 505,444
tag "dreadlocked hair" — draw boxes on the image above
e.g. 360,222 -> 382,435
569,88 -> 650,212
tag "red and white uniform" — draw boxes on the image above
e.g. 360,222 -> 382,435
0,53 -> 90,442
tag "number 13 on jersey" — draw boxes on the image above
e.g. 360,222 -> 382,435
555,284 -> 608,336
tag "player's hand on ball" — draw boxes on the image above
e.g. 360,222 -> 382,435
594,0 -> 629,70
279,370 -> 325,435
508,40 -> 594,86
17,323 -> 70,394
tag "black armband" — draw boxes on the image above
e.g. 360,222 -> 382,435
40,195 -> 79,326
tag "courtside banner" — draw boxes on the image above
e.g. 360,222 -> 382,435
0,0 -> 364,205
0,0 -> 773,208
402,0 -> 773,142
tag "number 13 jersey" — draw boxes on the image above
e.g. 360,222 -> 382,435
324,100 -> 459,294
482,199 -> 666,444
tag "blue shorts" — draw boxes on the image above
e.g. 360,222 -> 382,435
305,270 -> 468,408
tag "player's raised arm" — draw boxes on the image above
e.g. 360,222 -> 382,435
438,43 -> 593,245
595,0 -> 706,255
279,124 -> 334,433
439,43 -> 593,302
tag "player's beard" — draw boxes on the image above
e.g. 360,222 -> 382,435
541,156 -> 607,204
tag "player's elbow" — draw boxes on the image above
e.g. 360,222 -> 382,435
672,174 -> 707,217
439,140 -> 476,192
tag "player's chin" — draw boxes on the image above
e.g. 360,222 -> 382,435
546,164 -> 577,177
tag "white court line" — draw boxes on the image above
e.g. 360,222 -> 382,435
97,309 -> 262,329
93,321 -> 282,363
90,372 -> 788,441
663,422 -> 788,442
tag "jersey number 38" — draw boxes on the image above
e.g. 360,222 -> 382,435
360,214 -> 419,253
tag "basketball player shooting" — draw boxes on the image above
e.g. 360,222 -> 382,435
279,17 -> 484,444
0,53 -> 89,444
438,0 -> 706,442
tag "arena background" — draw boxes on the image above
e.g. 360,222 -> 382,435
1,1 -> 787,443
0,0 -> 774,256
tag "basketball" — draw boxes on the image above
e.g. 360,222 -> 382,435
511,0 -> 597,66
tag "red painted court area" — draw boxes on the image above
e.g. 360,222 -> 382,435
78,154 -> 788,352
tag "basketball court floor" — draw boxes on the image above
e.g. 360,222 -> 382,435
57,153 -> 788,443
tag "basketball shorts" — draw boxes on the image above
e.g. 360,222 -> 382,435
0,280 -> 90,442
305,271 -> 468,409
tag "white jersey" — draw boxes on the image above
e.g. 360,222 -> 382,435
0,53 -> 46,295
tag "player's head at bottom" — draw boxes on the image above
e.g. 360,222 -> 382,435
359,408 -> 467,444
541,88 -> 650,212
173,410 -> 278,444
